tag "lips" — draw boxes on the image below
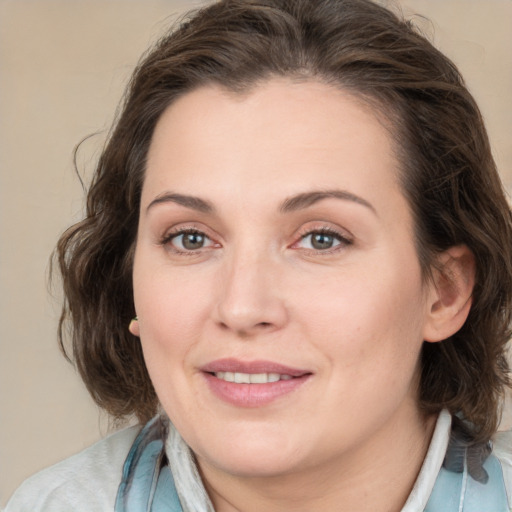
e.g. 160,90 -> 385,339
201,358 -> 309,376
200,358 -> 312,407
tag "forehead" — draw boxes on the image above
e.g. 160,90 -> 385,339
143,79 -> 404,218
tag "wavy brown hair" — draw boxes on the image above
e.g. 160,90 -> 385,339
56,0 -> 512,443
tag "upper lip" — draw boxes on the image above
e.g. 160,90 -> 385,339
200,358 -> 311,377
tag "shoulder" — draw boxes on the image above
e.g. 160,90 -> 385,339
493,430 -> 512,508
5,424 -> 141,512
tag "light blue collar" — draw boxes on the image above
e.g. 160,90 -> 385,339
425,417 -> 509,511
115,416 -> 182,512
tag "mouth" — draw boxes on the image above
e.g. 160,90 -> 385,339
200,359 -> 312,407
212,371 -> 294,383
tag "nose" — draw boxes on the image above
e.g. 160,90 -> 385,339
214,250 -> 288,337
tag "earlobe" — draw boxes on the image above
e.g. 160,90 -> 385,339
423,245 -> 475,343
129,317 -> 140,337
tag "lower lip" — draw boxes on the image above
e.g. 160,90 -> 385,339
202,372 -> 311,407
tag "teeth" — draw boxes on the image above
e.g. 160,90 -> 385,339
214,371 -> 293,383
235,372 -> 250,383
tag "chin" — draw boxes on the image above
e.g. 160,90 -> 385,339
202,448 -> 303,478
191,427 -> 309,478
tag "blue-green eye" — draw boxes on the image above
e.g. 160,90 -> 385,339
166,230 -> 213,251
297,230 -> 351,251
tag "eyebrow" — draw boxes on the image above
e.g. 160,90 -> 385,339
147,193 -> 215,214
146,189 -> 376,215
280,190 -> 376,215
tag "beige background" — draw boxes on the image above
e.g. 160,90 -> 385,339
1,0 -> 511,506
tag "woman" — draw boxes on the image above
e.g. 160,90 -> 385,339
6,0 -> 512,510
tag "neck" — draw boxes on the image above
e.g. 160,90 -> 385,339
197,407 -> 437,512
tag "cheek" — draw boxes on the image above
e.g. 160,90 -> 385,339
132,257 -> 216,365
132,263 -> 212,419
295,257 -> 426,371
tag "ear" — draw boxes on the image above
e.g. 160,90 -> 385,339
129,317 -> 140,337
423,245 -> 475,343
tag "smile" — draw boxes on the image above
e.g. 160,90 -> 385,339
200,359 -> 312,407
213,372 -> 294,383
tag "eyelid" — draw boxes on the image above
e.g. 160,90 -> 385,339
160,225 -> 221,254
291,224 -> 354,253
161,227 -> 209,244
158,221 -> 353,256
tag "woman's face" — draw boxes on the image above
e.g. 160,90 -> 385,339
132,79 -> 435,478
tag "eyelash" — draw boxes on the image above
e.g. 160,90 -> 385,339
160,228 -> 214,256
160,226 -> 353,255
295,226 -> 353,254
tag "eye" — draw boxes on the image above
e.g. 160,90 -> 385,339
295,228 -> 352,252
163,229 -> 214,252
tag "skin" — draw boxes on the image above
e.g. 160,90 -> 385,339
130,79 -> 474,511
